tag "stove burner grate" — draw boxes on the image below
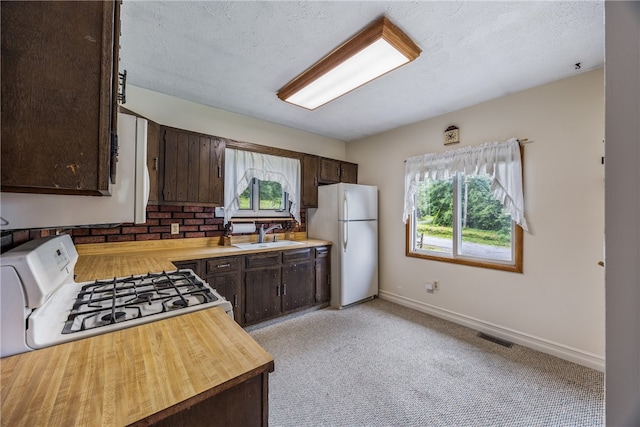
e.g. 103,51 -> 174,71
61,270 -> 217,334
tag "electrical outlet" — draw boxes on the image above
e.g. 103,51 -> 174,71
434,281 -> 440,291
171,223 -> 179,235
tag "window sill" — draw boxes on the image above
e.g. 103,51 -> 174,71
405,250 -> 522,273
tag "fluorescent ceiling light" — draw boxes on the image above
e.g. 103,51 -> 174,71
277,17 -> 421,110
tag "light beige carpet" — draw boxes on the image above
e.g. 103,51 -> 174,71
249,298 -> 603,427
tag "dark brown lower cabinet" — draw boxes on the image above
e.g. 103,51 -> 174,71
282,249 -> 314,313
173,246 -> 331,327
204,257 -> 242,322
244,265 -> 281,325
315,246 -> 330,304
136,371 -> 270,427
243,248 -> 322,326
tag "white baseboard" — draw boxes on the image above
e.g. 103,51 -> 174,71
378,290 -> 605,372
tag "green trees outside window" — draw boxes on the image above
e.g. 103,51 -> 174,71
412,173 -> 516,266
239,178 -> 287,212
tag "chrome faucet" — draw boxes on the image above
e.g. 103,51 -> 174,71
258,224 -> 282,243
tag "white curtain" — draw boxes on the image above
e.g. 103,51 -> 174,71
403,138 -> 528,231
224,149 -> 301,225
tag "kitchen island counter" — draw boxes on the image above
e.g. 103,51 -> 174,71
1,255 -> 274,426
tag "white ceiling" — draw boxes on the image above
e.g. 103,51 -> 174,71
119,1 -> 604,142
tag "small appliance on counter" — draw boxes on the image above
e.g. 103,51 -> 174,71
0,234 -> 233,358
307,183 -> 379,308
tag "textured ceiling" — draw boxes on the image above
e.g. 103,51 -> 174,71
119,1 -> 604,142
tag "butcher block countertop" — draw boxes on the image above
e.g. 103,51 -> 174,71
74,233 -> 332,262
0,239 -> 286,426
1,307 -> 273,426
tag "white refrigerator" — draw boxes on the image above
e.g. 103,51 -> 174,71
307,183 -> 378,309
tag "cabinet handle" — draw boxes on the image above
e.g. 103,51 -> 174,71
154,157 -> 158,171
218,166 -> 221,178
314,176 -> 318,186
283,284 -> 287,296
217,263 -> 231,268
233,294 -> 238,308
277,285 -> 281,296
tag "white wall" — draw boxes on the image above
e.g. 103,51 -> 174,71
348,69 -> 605,370
125,85 -> 347,160
604,1 -> 640,424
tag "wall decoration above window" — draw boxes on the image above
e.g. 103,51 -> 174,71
444,125 -> 460,145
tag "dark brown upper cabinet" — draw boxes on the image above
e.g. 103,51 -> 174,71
340,162 -> 358,184
301,155 -> 319,208
319,158 -> 342,184
146,119 -> 161,204
302,156 -> 358,208
318,158 -> 358,185
1,1 -> 121,195
159,127 -> 225,206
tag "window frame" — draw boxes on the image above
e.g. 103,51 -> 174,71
233,177 -> 292,219
405,147 -> 525,273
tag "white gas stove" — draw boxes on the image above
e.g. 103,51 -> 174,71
0,234 -> 233,358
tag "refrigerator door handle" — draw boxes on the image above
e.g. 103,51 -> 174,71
343,220 -> 348,252
344,192 -> 348,222
343,191 -> 349,251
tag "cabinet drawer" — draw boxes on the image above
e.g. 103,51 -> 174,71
282,248 -> 312,263
245,252 -> 281,269
315,246 -> 330,258
206,257 -> 240,274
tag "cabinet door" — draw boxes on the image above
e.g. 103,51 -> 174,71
301,154 -> 319,208
146,120 -> 161,204
319,158 -> 341,184
340,162 -> 358,184
1,1 -> 119,195
161,128 -> 225,206
244,267 -> 281,325
315,246 -> 330,304
282,261 -> 314,313
209,273 -> 242,325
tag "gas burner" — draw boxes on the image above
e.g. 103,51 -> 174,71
101,312 -> 126,322
171,299 -> 189,308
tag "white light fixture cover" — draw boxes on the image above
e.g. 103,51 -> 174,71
277,17 -> 421,110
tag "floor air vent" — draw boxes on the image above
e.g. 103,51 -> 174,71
477,332 -> 513,348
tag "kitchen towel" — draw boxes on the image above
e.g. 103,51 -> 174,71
230,222 -> 256,234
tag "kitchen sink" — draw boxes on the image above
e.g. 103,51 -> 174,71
232,240 -> 304,250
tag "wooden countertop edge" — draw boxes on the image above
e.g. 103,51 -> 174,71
128,363 -> 275,427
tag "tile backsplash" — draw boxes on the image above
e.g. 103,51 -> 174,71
1,205 -> 306,253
